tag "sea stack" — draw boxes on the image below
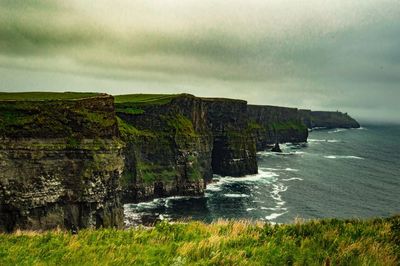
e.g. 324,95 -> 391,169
271,142 -> 282,152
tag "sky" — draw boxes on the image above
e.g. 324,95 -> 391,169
0,0 -> 399,123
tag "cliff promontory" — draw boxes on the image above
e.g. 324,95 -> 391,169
300,109 -> 360,129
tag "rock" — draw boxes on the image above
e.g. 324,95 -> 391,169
271,143 -> 282,153
0,95 -> 124,232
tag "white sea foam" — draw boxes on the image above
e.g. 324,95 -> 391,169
324,155 -> 364,160
265,211 -> 288,220
224,193 -> 250,198
328,128 -> 348,133
309,139 -> 340,143
285,168 -> 299,172
246,208 -> 256,211
205,183 -> 223,192
206,169 -> 278,193
281,177 -> 303,181
261,206 -> 287,211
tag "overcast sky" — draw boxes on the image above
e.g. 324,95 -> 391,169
0,0 -> 399,123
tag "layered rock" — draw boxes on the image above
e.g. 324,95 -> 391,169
203,98 -> 257,177
0,95 -> 124,232
115,94 -> 213,202
247,105 -> 308,151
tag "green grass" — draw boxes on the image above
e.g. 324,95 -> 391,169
0,216 -> 398,265
114,94 -> 180,104
0,92 -> 101,101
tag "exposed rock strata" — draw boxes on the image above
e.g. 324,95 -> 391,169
0,95 -> 124,232
203,98 -> 257,177
116,95 -> 213,202
247,105 -> 308,151
0,92 -> 360,231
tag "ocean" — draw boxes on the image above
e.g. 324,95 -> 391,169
124,125 -> 400,226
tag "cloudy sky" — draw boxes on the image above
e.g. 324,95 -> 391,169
0,0 -> 399,123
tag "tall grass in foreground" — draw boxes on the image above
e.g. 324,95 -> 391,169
0,216 -> 399,265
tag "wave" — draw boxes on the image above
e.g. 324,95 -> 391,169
285,168 -> 299,172
261,206 -> 288,211
308,139 -> 340,143
324,155 -> 364,160
328,128 -> 348,133
261,167 -> 299,172
281,177 -> 303,181
265,211 -> 288,221
258,151 -> 305,157
224,193 -> 250,198
206,169 -> 279,192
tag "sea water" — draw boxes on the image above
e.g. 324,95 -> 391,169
124,125 -> 400,226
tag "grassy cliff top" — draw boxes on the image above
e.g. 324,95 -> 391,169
114,94 -> 182,104
0,216 -> 398,265
0,92 -> 102,101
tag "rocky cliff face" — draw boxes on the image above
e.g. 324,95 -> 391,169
116,95 -> 258,202
300,110 -> 360,129
203,98 -> 257,177
116,94 -> 213,202
247,105 -> 308,150
0,95 -> 124,232
1,92 -> 360,232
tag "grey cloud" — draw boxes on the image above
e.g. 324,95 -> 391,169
0,0 -> 399,123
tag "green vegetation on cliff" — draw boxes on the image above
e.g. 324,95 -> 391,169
0,94 -> 117,139
0,217 -> 398,265
0,92 -> 100,101
114,94 -> 179,104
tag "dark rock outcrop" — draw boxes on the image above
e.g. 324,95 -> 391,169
203,98 -> 258,177
0,95 -> 124,232
247,105 -> 308,151
271,143 -> 282,153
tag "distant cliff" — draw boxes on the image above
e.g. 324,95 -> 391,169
0,94 -> 124,232
247,105 -> 308,150
300,109 -> 360,129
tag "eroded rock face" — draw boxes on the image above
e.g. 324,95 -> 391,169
0,139 -> 124,232
247,105 -> 308,151
0,96 -> 124,232
203,98 -> 258,177
117,95 -> 213,202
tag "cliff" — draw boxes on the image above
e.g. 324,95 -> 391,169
203,98 -> 257,177
0,93 -> 124,232
115,94 -> 212,202
300,109 -> 360,129
247,105 -> 308,150
116,94 -> 257,202
0,92 -> 361,232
